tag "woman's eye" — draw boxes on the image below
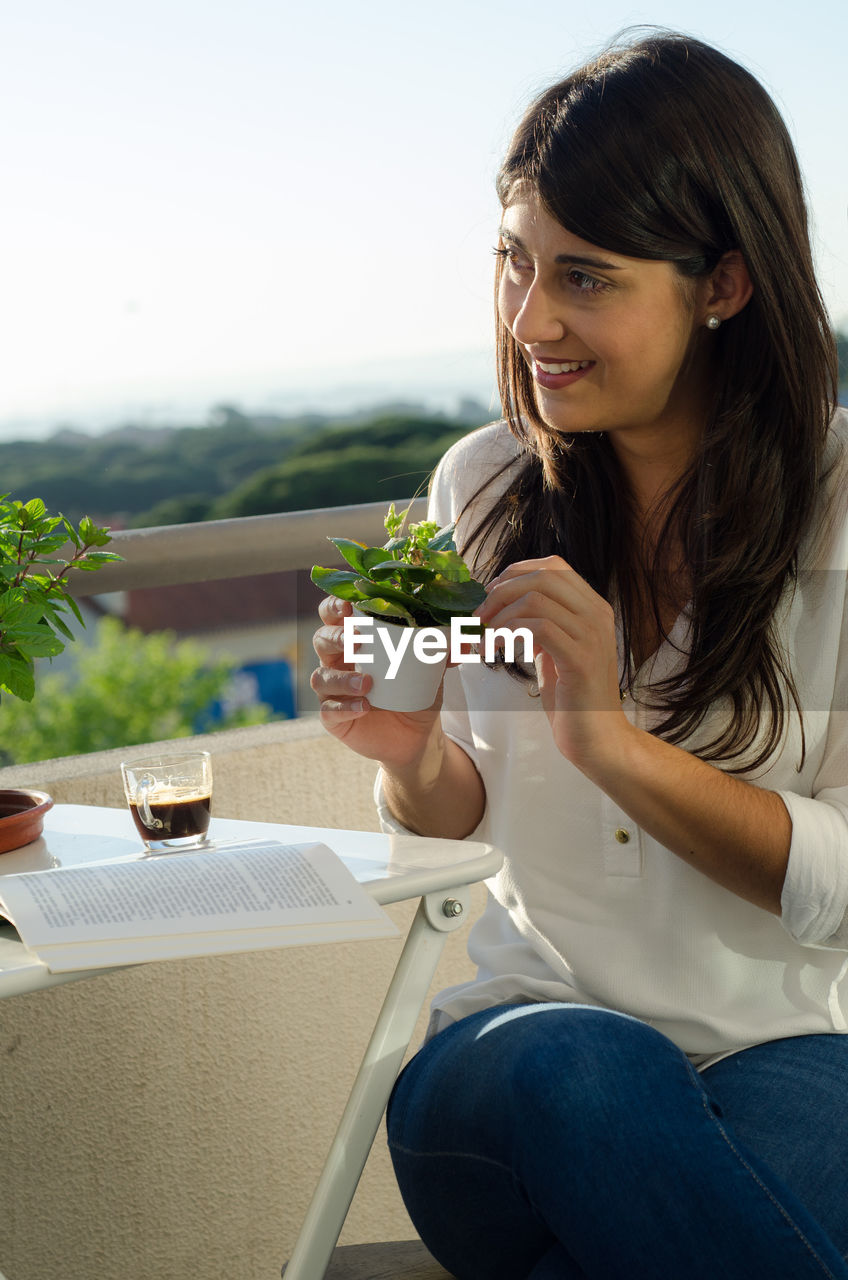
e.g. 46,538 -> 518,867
566,268 -> 609,294
493,245 -> 529,271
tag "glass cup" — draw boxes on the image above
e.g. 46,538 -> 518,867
121,750 -> 213,853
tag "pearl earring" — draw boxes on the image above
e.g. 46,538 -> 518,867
706,315 -> 721,330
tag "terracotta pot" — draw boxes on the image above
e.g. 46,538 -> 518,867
0,789 -> 54,855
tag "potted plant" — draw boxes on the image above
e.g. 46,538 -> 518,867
0,494 -> 121,851
311,503 -> 487,711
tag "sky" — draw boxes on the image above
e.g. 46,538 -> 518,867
1,0 -> 846,437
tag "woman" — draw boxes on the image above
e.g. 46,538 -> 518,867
311,30 -> 848,1279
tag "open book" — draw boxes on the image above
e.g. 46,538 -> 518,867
0,838 -> 399,972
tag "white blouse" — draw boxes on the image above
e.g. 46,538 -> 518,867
377,410 -> 848,1065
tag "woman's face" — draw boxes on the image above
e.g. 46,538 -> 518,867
497,188 -> 713,464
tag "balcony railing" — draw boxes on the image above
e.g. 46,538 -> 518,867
70,498 -> 427,595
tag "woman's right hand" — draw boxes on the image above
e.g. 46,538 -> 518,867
310,596 -> 445,768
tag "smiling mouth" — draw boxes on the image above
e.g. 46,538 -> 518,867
535,359 -> 592,374
532,359 -> 595,390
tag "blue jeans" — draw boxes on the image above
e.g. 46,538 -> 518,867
386,1004 -> 848,1279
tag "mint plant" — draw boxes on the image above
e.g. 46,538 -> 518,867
0,495 -> 122,702
311,503 -> 486,627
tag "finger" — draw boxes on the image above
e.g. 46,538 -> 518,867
312,623 -> 354,667
310,665 -> 371,701
318,595 -> 352,624
483,605 -> 605,672
486,555 -> 573,588
477,591 -> 586,644
480,566 -> 581,608
317,696 -> 370,729
477,570 -> 600,626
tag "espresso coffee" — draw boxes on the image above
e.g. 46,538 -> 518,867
129,793 -> 211,842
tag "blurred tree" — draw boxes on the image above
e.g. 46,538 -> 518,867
0,616 -> 272,765
211,426 -> 469,519
130,495 -> 212,528
283,413 -> 467,460
0,416 -> 314,524
0,408 -> 485,528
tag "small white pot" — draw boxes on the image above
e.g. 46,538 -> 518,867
351,612 -> 450,712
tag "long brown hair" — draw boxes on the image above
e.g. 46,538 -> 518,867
463,30 -> 838,771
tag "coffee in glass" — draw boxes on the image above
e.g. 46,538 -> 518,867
121,751 -> 213,852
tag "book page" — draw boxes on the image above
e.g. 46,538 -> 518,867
0,840 -> 398,971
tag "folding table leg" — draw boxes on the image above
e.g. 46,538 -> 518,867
282,884 -> 473,1280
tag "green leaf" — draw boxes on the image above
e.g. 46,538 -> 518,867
64,594 -> 84,626
29,535 -> 71,555
354,598 -> 416,625
77,516 -> 113,547
408,519 -> 440,547
382,502 -> 409,539
7,613 -> 56,634
23,498 -> 46,521
310,566 -> 367,600
11,629 -> 65,657
381,535 -> 409,556
415,577 -> 488,612
0,654 -> 35,701
81,550 -> 122,565
361,545 -> 398,572
422,548 -> 472,582
367,560 -> 433,584
75,556 -> 113,570
426,524 -> 458,552
354,577 -> 423,613
0,597 -> 33,629
325,537 -> 369,573
39,605 -> 74,641
64,521 -> 82,549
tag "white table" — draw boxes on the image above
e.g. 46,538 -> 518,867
0,805 -> 501,1280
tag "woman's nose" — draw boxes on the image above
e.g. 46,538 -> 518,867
510,280 -> 566,345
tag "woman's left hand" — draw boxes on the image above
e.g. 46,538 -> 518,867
474,555 -> 630,773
